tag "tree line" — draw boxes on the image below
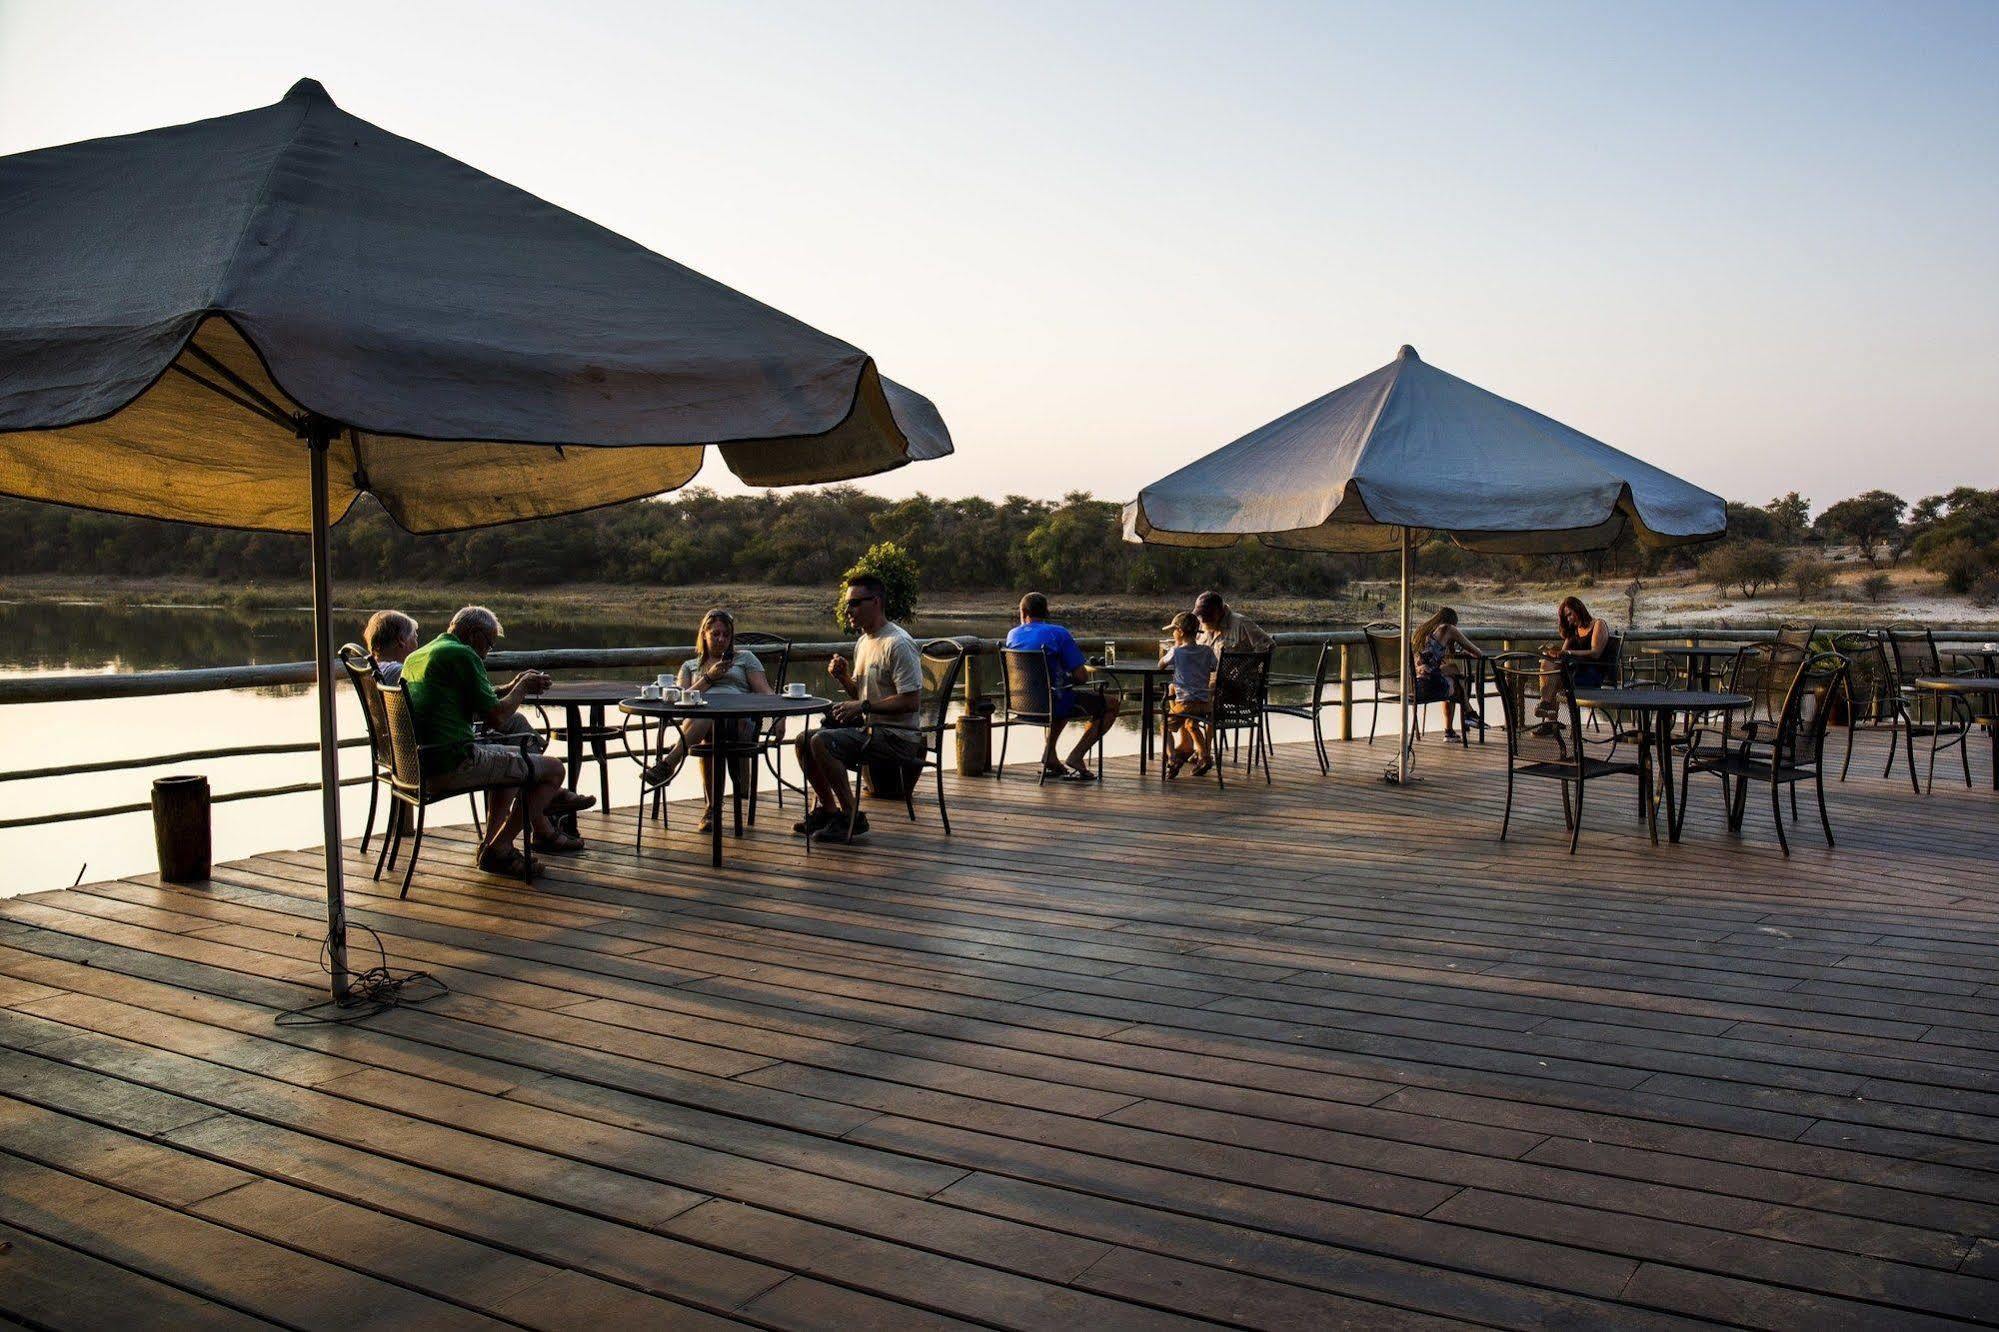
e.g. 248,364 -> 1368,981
0,484 -> 1991,600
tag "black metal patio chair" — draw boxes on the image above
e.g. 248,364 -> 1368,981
735,631 -> 795,820
1681,650 -> 1848,856
1210,649 -> 1273,785
1362,622 -> 1422,746
338,642 -> 481,855
1263,639 -> 1341,774
812,638 -> 967,850
995,646 -> 1106,783
376,682 -> 536,895
1491,652 -> 1640,854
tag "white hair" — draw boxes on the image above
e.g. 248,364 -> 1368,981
448,605 -> 502,640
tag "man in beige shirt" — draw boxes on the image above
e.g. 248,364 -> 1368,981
1194,590 -> 1274,654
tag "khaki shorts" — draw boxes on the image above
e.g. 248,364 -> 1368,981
430,741 -> 533,794
814,725 -> 926,769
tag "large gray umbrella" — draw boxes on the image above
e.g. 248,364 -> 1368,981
0,80 -> 951,1001
1124,345 -> 1724,782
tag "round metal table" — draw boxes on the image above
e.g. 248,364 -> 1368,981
620,693 -> 832,865
1912,677 -> 1999,792
538,678 -> 650,807
1643,644 -> 1747,692
1575,687 -> 1751,844
1097,662 -> 1172,772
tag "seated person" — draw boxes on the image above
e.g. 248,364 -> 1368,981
400,606 -> 588,873
1536,595 -> 1610,734
668,607 -> 775,833
364,610 -> 419,683
1160,611 -> 1217,778
1004,591 -> 1121,782
792,575 -> 926,844
1411,606 -> 1485,739
1194,590 -> 1274,654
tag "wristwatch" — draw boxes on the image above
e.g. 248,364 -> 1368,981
860,700 -> 871,717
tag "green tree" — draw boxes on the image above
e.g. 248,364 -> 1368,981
1813,490 -> 1906,566
1763,492 -> 1811,542
836,541 -> 919,631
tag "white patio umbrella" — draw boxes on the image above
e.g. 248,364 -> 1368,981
0,80 -> 951,1003
1124,345 -> 1725,783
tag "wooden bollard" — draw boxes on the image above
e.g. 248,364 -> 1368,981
956,715 -> 992,776
151,775 -> 211,883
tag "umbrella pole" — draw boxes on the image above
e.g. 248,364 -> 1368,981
1397,526 -> 1413,784
307,418 -> 352,1003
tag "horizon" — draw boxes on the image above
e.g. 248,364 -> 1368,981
1,0 -> 1993,510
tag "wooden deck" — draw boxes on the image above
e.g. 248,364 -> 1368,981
2,729 -> 1997,1330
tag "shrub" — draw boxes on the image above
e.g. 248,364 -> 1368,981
1974,572 -> 1999,610
1700,541 -> 1788,599
835,541 -> 919,631
1789,557 -> 1835,599
1859,571 -> 1893,603
1928,538 -> 1991,595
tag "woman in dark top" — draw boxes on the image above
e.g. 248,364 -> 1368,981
1536,596 -> 1611,733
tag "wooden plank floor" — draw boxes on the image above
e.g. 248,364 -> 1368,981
3,728 -> 1997,1329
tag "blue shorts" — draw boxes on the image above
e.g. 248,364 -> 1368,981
1055,690 -> 1109,721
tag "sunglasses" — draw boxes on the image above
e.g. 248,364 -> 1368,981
844,594 -> 878,608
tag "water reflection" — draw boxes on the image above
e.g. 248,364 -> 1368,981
0,599 -> 1365,897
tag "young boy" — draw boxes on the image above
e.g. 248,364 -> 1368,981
1160,611 -> 1218,778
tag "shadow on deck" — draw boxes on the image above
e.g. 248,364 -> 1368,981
2,730 -> 1997,1328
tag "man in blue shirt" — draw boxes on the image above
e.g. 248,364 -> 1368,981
1002,592 -> 1121,781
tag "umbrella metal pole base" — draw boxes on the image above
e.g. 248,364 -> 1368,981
307,418 -> 352,1004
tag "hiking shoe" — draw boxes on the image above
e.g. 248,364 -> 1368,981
793,806 -> 839,836
813,813 -> 870,844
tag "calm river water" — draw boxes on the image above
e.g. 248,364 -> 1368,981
0,597 -> 1356,895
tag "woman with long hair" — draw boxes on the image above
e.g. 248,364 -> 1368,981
666,608 -> 775,832
1410,606 -> 1484,739
1536,595 -> 1611,733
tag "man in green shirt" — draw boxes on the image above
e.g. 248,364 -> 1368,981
401,606 -> 583,873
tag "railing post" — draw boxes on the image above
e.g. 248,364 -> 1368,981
1338,643 -> 1353,741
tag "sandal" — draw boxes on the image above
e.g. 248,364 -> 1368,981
532,831 -> 585,855
1063,764 -> 1098,783
1165,752 -> 1189,779
1191,758 -> 1214,777
478,845 -> 529,876
549,790 -> 596,815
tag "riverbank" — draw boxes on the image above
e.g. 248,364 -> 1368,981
4,568 -> 1995,631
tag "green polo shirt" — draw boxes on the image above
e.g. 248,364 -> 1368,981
399,631 -> 499,773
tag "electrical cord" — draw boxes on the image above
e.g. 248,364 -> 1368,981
275,919 -> 448,1026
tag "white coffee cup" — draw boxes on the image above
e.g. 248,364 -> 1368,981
656,672 -> 673,688
785,682 -> 807,698
641,683 -> 661,699
685,689 -> 705,706
661,685 -> 681,703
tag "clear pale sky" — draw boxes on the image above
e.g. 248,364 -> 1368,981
2,0 -> 1993,511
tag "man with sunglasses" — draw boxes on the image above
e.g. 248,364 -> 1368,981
793,574 -> 925,842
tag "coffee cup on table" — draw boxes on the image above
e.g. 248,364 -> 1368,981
785,682 -> 807,698
656,672 -> 673,688
641,683 -> 661,699
685,689 -> 705,706
660,685 -> 681,703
